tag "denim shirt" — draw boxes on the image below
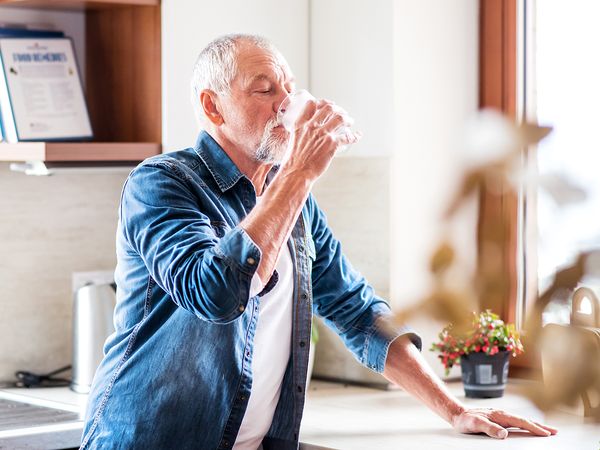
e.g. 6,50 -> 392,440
81,131 -> 421,450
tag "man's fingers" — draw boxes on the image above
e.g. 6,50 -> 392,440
492,411 -> 552,436
335,129 -> 362,145
456,409 -> 558,440
533,421 -> 558,435
295,99 -> 317,127
477,417 -> 508,439
309,103 -> 336,128
321,114 -> 346,134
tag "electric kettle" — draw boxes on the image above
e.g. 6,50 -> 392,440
70,282 -> 116,393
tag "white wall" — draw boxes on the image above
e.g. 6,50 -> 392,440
390,0 -> 480,377
161,0 -> 310,152
305,0 -> 479,380
310,0 -> 395,157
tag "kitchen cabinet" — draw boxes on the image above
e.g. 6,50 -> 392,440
0,0 -> 161,165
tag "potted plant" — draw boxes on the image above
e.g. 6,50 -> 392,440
430,310 -> 524,398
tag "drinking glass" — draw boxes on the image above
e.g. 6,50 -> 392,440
276,89 -> 357,143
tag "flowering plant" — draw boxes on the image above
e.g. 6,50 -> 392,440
430,310 -> 524,375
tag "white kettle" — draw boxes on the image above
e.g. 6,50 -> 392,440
70,282 -> 116,393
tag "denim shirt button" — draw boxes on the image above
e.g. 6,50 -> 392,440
298,244 -> 305,253
297,385 -> 303,393
238,305 -> 245,312
299,341 -> 306,347
246,257 -> 256,265
301,293 -> 308,300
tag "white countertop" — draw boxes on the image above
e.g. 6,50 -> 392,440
300,379 -> 600,449
1,380 -> 598,449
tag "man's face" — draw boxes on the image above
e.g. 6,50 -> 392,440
218,43 -> 295,164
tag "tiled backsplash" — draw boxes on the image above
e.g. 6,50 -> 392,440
311,156 -> 391,385
0,164 -> 128,382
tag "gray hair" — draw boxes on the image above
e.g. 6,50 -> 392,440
190,33 -> 279,127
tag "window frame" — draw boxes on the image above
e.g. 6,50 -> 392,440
478,0 -> 540,373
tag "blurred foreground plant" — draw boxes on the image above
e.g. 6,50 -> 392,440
392,109 -> 600,420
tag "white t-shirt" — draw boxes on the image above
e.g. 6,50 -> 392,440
233,232 -> 294,449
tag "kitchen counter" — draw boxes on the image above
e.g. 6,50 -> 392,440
300,379 -> 600,449
1,380 -> 598,449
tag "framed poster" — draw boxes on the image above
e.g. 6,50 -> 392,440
0,38 -> 93,142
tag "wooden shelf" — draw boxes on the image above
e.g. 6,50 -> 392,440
0,0 -> 158,10
0,142 -> 160,162
0,0 -> 161,168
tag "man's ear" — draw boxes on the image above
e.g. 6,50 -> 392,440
199,90 -> 224,126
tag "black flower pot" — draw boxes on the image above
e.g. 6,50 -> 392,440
460,351 -> 510,398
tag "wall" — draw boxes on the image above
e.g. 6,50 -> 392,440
308,0 -> 479,380
0,164 -> 128,382
310,0 -> 395,157
311,157 -> 391,385
161,0 -> 310,153
391,0 -> 480,377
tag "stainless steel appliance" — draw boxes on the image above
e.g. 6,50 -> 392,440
70,282 -> 116,394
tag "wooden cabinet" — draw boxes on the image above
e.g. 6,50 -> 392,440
0,0 -> 161,163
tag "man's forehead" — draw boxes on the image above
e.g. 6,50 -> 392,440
246,72 -> 295,85
235,43 -> 294,84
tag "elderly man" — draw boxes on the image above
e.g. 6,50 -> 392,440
81,34 -> 557,450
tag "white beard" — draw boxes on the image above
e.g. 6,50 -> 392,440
255,118 -> 290,164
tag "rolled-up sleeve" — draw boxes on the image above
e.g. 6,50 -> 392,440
308,195 -> 422,373
120,161 -> 260,324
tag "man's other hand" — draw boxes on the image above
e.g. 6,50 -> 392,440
452,407 -> 558,439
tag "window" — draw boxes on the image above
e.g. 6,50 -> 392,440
520,0 -> 600,325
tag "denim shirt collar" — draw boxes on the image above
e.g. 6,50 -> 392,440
194,130 -> 244,192
194,130 -> 281,194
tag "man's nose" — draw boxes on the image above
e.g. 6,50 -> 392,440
274,90 -> 290,114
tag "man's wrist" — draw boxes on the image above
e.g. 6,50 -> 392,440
448,402 -> 468,427
277,163 -> 317,187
